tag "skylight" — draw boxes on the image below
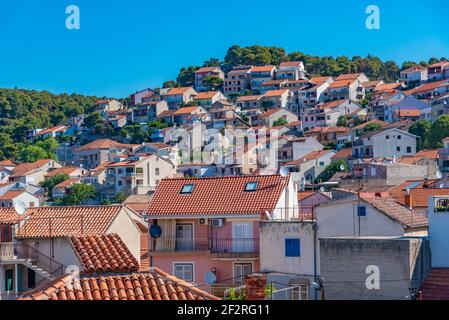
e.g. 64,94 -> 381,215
403,181 -> 421,191
245,182 -> 258,192
180,184 -> 195,194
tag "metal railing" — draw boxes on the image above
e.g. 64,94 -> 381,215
151,237 -> 260,254
268,206 -> 315,221
0,243 -> 65,278
211,238 -> 259,254
152,237 -> 209,252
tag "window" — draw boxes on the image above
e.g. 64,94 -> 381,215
174,263 -> 194,282
397,146 -> 401,152
180,184 -> 195,194
319,161 -> 325,166
397,135 -> 401,140
292,285 -> 309,300
155,168 -> 160,176
136,167 -> 144,174
234,263 -> 252,285
407,146 -> 412,153
245,181 -> 258,192
386,135 -> 390,139
357,205 -> 367,217
285,239 -> 300,257
28,269 -> 36,289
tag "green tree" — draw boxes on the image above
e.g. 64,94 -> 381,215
409,119 -> 432,150
56,183 -> 97,206
162,80 -> 177,88
202,58 -> 221,67
176,66 -> 198,87
40,173 -> 69,198
428,115 -> 449,148
20,145 -> 48,162
83,112 -> 103,129
315,160 -> 348,183
36,137 -> 59,159
272,118 -> 288,127
202,75 -> 223,91
363,123 -> 383,133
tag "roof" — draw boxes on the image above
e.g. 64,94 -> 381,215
305,126 -> 349,134
374,82 -> 404,92
416,149 -> 439,159
284,150 -> 334,166
361,196 -> 428,228
406,79 -> 449,95
165,87 -> 194,96
34,125 -> 68,137
237,95 -> 263,102
0,207 -> 21,225
328,79 -> 355,89
0,190 -> 27,200
258,108 -> 284,119
263,89 -> 289,97
297,191 -> 316,201
309,76 -> 332,84
172,106 -> 201,115
318,99 -> 347,109
389,182 -> 449,208
401,66 -> 427,73
421,268 -> 449,300
45,167 -> 81,178
15,205 -> 126,238
0,160 -> 16,167
279,61 -> 303,68
20,267 -> 219,300
331,148 -> 352,160
71,234 -> 139,273
147,175 -> 289,216
75,139 -> 129,152
336,73 -> 364,80
10,159 -> 55,178
429,60 -> 449,69
193,91 -> 221,100
54,179 -> 80,189
394,109 -> 421,117
352,119 -> 388,131
250,65 -> 275,73
123,194 -> 153,213
362,80 -> 383,88
196,66 -> 221,73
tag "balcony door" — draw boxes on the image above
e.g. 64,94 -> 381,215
232,223 -> 253,253
176,224 -> 193,251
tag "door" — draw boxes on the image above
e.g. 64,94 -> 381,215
4,270 -> 13,292
176,224 -> 193,251
232,223 -> 253,252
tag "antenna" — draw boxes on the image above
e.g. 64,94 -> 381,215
14,200 -> 27,215
280,167 -> 289,177
436,170 -> 443,179
204,272 -> 217,285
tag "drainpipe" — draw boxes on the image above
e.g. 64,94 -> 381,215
313,221 -> 318,300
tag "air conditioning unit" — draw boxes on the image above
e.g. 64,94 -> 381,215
199,218 -> 208,225
211,218 -> 224,228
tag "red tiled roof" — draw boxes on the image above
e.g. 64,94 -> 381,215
336,73 -> 364,80
172,106 -> 201,115
284,150 -> 333,166
406,79 -> 449,95
279,61 -> 303,68
237,95 -> 263,102
331,148 -> 352,160
421,268 -> 449,300
389,182 -> 449,208
250,65 -> 275,73
416,149 -> 439,159
54,179 -> 81,189
34,125 -> 68,137
75,139 -> 129,152
193,91 -> 221,100
20,267 -> 219,300
16,205 -> 126,238
258,108 -> 283,119
361,196 -> 428,228
11,159 -> 55,177
306,126 -> 349,134
0,190 -> 27,200
309,76 -> 332,84
165,87 -> 194,96
394,109 -> 421,117
328,79 -> 355,89
263,89 -> 289,97
71,234 -> 139,273
352,119 -> 388,130
297,191 -> 316,201
0,208 -> 21,224
147,175 -> 289,216
45,167 -> 81,178
362,80 -> 383,88
0,160 -> 17,167
318,99 -> 347,109
196,66 -> 221,73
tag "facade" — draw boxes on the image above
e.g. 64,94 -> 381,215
223,66 -> 252,96
260,89 -> 291,109
257,108 -> 298,127
163,87 -> 198,109
400,66 -> 428,88
194,67 -> 224,92
132,101 -> 168,124
193,91 -> 226,109
276,61 -> 306,81
249,66 -> 276,93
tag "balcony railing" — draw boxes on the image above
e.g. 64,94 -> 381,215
151,237 -> 209,252
210,238 -> 259,254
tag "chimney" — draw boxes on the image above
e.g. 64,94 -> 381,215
245,274 -> 267,300
405,193 -> 413,210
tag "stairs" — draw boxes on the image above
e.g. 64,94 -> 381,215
21,259 -> 58,280
139,249 -> 150,272
420,268 -> 449,300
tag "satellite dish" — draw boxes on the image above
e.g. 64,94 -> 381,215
440,183 -> 445,189
280,167 -> 289,177
436,171 -> 443,179
14,200 -> 27,215
204,272 -> 217,285
320,186 -> 326,192
339,164 -> 346,172
149,225 -> 162,238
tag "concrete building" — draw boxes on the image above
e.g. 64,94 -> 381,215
223,66 -> 252,96
132,101 -> 168,124
400,66 -> 428,88
250,65 -> 276,93
163,87 -> 197,109
276,61 -> 306,81
194,66 -> 224,92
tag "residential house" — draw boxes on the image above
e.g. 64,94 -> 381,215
259,79 -> 289,94
0,190 -> 40,209
9,160 -> 62,185
427,60 -> 449,82
249,65 -> 276,93
292,77 -> 333,111
276,61 -> 306,81
0,161 -> 16,184
260,89 -> 291,109
132,101 -> 168,124
32,125 -> 75,141
108,114 -> 128,128
304,126 -> 349,147
52,179 -> 81,199
193,91 -> 226,109
362,80 -> 384,93
392,109 -> 422,122
167,106 -> 208,125
73,139 -> 137,170
322,73 -> 368,102
163,87 -> 197,109
406,79 -> 449,101
256,108 -> 298,127
145,175 -> 297,294
194,66 -> 224,92
130,88 -> 153,106
93,99 -> 123,113
104,154 -> 175,197
400,66 -> 428,88
223,66 -> 253,96
236,95 -> 263,110
44,167 -> 87,181
352,128 -> 417,159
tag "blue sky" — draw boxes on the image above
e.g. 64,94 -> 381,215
0,0 -> 448,98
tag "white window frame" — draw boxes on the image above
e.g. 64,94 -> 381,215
173,261 -> 195,283
232,262 -> 253,285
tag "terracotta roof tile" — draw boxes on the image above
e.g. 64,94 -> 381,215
250,65 -> 275,73
0,160 -> 16,167
389,182 -> 449,208
147,175 -> 289,216
0,208 -> 21,224
331,148 -> 352,160
193,91 -> 221,100
421,268 -> 449,300
71,234 -> 139,273
196,66 -> 221,73
45,167 -> 82,178
16,205 -> 125,238
284,150 -> 333,166
10,159 -> 55,177
21,268 -> 219,300
165,87 -> 194,96
262,89 -> 289,97
75,139 -> 130,152
394,109 -> 421,117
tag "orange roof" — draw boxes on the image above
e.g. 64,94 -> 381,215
193,91 -> 220,100
394,109 -> 421,117
250,65 -> 275,73
258,108 -> 283,119
0,208 -> 21,224
306,126 -> 348,134
318,99 -> 347,109
172,106 -> 201,115
45,167 -> 81,178
420,268 -> 449,300
196,66 -> 221,73
147,175 -> 289,216
263,89 -> 289,97
75,139 -> 129,152
389,182 -> 449,208
416,149 -> 439,159
0,190 -> 27,200
297,191 -> 316,201
165,87 -> 194,96
34,125 -> 68,137
16,205 -> 126,238
429,60 -> 449,69
328,79 -> 355,89
237,95 -> 263,102
401,66 -> 427,73
374,82 -> 404,92
21,267 -> 219,301
363,80 -> 383,88
331,148 -> 352,160
309,76 -> 332,84
10,159 -> 55,177
336,73 -> 363,80
54,179 -> 80,189
279,61 -> 303,68
284,150 -> 333,166
406,79 -> 449,95
0,160 -> 16,167
71,234 -> 139,273
352,119 -> 388,130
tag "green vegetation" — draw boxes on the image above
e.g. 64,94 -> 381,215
363,122 -> 383,133
19,137 -> 59,162
54,183 -> 97,206
409,119 -> 432,150
272,118 -> 288,127
315,160 -> 348,183
408,116 -> 449,149
40,173 -> 70,198
202,75 -> 223,91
